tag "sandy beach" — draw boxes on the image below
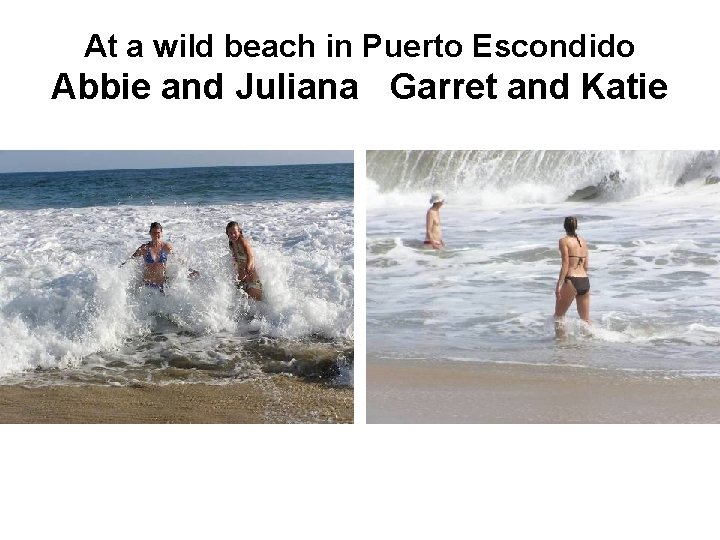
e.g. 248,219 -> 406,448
0,376 -> 353,424
368,359 -> 720,423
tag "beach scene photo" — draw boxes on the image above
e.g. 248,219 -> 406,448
0,150 -> 353,423
367,150 -> 720,423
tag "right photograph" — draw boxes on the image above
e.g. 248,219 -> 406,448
366,150 -> 720,423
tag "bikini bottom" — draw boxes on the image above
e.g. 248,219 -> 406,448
237,279 -> 263,291
144,281 -> 166,294
565,276 -> 590,296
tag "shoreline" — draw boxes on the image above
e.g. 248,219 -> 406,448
0,376 -> 353,424
368,358 -> 720,423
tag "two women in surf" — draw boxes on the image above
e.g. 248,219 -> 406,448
123,221 -> 262,301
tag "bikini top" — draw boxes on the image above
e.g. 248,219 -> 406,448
567,235 -> 585,268
568,254 -> 585,268
144,244 -> 169,265
231,241 -> 247,262
568,235 -> 585,268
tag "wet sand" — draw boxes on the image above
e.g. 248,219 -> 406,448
0,376 -> 353,423
368,359 -> 720,423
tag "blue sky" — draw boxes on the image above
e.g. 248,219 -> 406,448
0,150 -> 353,173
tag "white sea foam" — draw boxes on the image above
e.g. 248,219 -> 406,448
368,150 -> 720,206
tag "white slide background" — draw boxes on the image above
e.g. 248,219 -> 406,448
1,1 -> 719,538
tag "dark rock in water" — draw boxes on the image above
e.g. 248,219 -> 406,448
566,170 -> 626,202
293,357 -> 340,378
257,341 -> 353,380
263,351 -> 340,379
253,342 -> 294,363
676,151 -> 719,185
106,360 -> 128,368
263,358 -> 338,378
598,170 -> 625,192
705,175 -> 720,185
167,355 -> 194,369
567,185 -> 600,201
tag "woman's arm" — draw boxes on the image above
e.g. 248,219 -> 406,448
228,242 -> 242,278
240,237 -> 257,273
556,239 -> 569,297
120,244 -> 145,267
583,241 -> 589,272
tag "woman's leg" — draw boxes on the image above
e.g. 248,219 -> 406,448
245,268 -> 263,301
576,292 -> 590,323
238,266 -> 263,301
554,281 -> 576,337
245,283 -> 262,301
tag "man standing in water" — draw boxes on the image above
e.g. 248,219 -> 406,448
424,192 -> 445,249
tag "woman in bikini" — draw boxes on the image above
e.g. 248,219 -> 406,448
554,216 -> 590,337
124,222 -> 198,291
226,221 -> 262,301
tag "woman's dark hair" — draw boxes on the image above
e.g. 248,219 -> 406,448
563,216 -> 581,246
149,222 -> 163,231
225,221 -> 241,233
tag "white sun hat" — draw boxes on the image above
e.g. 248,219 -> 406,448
429,191 -> 446,204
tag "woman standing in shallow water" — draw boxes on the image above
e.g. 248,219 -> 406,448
554,216 -> 590,337
226,221 -> 262,301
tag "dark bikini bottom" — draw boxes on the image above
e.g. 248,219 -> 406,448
236,279 -> 262,291
565,276 -> 590,296
144,281 -> 166,294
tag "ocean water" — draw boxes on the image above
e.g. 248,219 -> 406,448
0,163 -> 353,386
367,150 -> 720,375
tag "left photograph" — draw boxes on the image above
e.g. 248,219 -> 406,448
0,150 -> 354,423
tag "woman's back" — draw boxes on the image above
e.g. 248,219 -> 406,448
561,235 -> 588,277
